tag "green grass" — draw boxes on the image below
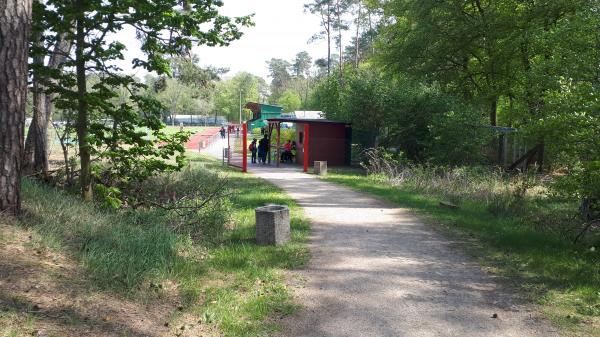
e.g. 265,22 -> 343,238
10,155 -> 308,337
185,155 -> 310,336
20,180 -> 184,290
321,167 -> 600,337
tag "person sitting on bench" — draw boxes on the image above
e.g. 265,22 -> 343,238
290,141 -> 297,163
281,140 -> 292,163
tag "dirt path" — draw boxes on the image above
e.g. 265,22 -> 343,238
250,166 -> 559,337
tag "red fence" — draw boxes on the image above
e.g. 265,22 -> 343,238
185,127 -> 221,151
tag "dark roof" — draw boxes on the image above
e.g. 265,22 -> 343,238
480,125 -> 518,133
266,118 -> 351,125
244,102 -> 284,112
259,103 -> 284,109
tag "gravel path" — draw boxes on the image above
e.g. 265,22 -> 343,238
250,166 -> 559,337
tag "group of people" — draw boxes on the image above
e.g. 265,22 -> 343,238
248,136 -> 297,165
249,135 -> 269,164
220,125 -> 241,140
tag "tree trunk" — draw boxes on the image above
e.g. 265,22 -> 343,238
327,3 -> 331,76
355,3 -> 361,68
24,58 -> 49,176
337,1 -> 343,76
338,30 -> 343,74
23,32 -> 43,175
490,97 -> 497,126
24,34 -> 72,177
75,1 -> 92,201
0,0 -> 32,214
369,9 -> 374,55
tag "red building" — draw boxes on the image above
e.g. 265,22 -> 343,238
266,118 -> 352,168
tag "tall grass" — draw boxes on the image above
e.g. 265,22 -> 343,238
16,155 -> 309,336
362,148 -> 584,235
20,179 -> 189,290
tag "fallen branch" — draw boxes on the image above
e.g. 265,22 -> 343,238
573,219 -> 600,244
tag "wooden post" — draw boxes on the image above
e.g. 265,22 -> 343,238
267,122 -> 273,164
303,123 -> 309,173
242,122 -> 247,173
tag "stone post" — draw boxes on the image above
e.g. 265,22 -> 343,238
255,205 -> 290,245
314,161 -> 327,176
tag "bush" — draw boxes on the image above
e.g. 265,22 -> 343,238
362,148 -> 554,217
310,67 -> 491,163
550,160 -> 600,242
133,166 -> 232,243
427,107 -> 491,165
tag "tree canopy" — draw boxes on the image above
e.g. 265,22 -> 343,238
32,0 -> 252,200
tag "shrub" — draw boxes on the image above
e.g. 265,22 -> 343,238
552,160 -> 600,242
133,166 -> 232,243
427,107 -> 491,165
362,148 -> 552,218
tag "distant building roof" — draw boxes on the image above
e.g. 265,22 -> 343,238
266,117 -> 350,126
292,111 -> 324,119
480,125 -> 518,133
260,103 -> 283,109
244,102 -> 284,114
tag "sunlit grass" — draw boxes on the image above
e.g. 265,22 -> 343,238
185,155 -> 310,336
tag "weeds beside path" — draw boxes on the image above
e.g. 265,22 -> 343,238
322,168 -> 600,337
0,156 -> 309,337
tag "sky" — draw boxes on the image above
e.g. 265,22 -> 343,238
113,0 -> 327,81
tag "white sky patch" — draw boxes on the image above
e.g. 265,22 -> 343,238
110,0 -> 328,81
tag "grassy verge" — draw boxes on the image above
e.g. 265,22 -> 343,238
321,167 -> 599,337
185,156 -> 310,336
2,155 -> 308,337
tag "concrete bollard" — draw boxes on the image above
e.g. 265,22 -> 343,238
255,205 -> 290,245
314,161 -> 327,176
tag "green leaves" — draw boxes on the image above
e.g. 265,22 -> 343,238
277,90 -> 302,113
32,0 -> 252,201
362,0 -> 600,212
310,65 -> 489,162
213,72 -> 267,121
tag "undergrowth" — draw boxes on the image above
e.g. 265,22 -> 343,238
9,155 -> 309,337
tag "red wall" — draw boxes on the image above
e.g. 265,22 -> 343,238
296,123 -> 349,166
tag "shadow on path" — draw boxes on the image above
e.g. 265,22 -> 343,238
251,167 -> 558,337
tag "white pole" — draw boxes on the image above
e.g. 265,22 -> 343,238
239,88 -> 242,125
